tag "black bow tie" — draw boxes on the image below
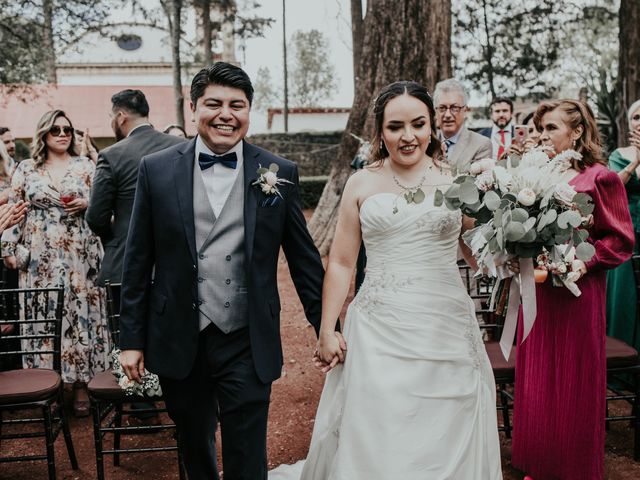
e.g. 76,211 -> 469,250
198,151 -> 238,170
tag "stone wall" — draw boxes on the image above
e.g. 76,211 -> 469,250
247,131 -> 342,177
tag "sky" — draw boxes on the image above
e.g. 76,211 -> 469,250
240,0 -> 355,108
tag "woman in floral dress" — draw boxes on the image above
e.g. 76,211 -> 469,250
1,110 -> 108,416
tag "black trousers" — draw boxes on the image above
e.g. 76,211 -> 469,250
161,324 -> 272,480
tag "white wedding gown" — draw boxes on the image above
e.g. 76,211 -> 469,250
270,193 -> 502,480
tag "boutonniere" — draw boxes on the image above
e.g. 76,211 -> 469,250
253,163 -> 292,197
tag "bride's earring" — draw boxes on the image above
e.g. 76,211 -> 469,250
380,139 -> 385,151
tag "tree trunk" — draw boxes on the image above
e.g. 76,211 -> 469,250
351,0 -> 364,85
201,0 -> 212,64
308,0 -> 452,255
167,0 -> 185,127
617,0 -> 640,145
42,0 -> 57,84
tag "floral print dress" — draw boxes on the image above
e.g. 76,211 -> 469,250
1,157 -> 109,383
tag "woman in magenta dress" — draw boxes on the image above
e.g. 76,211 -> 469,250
511,99 -> 635,479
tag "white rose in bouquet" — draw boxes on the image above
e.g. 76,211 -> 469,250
554,182 -> 577,206
516,188 -> 536,206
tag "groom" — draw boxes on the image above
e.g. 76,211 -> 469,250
118,62 -> 326,480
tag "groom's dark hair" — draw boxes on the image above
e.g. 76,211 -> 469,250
190,62 -> 254,106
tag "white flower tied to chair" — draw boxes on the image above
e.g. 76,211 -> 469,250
437,148 -> 595,359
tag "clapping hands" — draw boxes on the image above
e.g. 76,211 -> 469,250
313,331 -> 347,373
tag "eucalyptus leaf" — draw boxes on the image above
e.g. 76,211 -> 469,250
459,181 -> 480,204
269,163 -> 279,173
523,217 -> 537,231
433,189 -> 444,206
257,167 -> 269,175
496,227 -> 504,249
493,208 -> 503,226
575,242 -> 596,261
488,237 -> 500,252
453,176 -> 467,185
508,153 -> 521,168
577,229 -> 589,242
557,210 -> 582,229
483,190 -> 501,211
521,228 -> 537,243
505,222 -> 526,241
511,208 -> 529,223
444,183 -> 461,199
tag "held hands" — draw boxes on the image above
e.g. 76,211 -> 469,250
507,257 -> 588,281
313,331 -> 347,374
119,349 -> 146,383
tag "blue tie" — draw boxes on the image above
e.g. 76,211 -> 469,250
198,151 -> 238,170
444,139 -> 454,158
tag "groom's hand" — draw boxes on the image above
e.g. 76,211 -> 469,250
314,331 -> 347,373
120,349 -> 145,383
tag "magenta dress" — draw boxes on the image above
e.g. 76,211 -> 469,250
511,163 -> 635,479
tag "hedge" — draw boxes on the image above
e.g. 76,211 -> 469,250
299,176 -> 328,209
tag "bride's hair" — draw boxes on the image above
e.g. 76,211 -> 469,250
369,81 -> 444,167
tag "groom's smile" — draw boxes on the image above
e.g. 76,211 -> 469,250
191,84 -> 251,154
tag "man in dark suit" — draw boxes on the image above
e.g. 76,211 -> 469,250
86,89 -> 186,286
118,63 -> 331,480
479,96 -> 515,160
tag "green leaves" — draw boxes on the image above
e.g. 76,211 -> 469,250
557,210 -> 582,229
573,192 -> 594,215
484,190 -> 501,211
268,163 -> 280,173
434,189 -> 444,206
576,242 -> 596,261
459,180 -> 480,204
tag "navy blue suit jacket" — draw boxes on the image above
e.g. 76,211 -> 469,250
118,139 -> 324,383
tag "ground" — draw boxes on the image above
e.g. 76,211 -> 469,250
2,213 -> 640,479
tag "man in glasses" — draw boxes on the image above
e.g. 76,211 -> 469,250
433,79 -> 492,173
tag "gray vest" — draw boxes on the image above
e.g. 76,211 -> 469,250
193,166 -> 248,333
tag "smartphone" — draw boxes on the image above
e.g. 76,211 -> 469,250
513,125 -> 528,148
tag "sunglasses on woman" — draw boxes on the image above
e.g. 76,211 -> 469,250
49,125 -> 74,137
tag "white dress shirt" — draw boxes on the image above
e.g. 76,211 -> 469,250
490,122 -> 513,159
194,136 -> 244,217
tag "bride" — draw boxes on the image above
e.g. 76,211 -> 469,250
270,81 -> 502,479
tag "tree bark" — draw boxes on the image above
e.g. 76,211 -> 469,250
42,0 -> 57,84
165,0 -> 185,127
308,0 -> 452,254
201,0 -> 213,64
351,0 -> 364,85
617,0 -> 640,145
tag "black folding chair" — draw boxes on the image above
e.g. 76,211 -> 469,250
0,287 -> 78,479
88,281 -> 185,480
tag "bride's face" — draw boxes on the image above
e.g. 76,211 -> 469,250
381,94 -> 432,167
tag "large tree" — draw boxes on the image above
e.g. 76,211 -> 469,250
289,29 -> 338,107
308,0 -> 452,255
617,0 -> 640,145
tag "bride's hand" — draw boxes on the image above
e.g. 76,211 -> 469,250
314,331 -> 346,373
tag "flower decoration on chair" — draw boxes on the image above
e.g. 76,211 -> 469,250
434,148 -> 595,359
253,163 -> 292,197
110,348 -> 162,397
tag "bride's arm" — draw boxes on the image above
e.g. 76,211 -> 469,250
459,214 -> 479,272
316,175 -> 363,371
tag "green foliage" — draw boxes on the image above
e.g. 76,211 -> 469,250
299,176 -> 328,209
253,66 -> 281,112
289,29 -> 338,107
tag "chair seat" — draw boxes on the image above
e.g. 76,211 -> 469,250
606,336 -> 639,368
88,369 -> 130,400
484,341 -> 516,380
0,368 -> 61,405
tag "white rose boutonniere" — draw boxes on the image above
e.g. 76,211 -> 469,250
253,163 -> 293,197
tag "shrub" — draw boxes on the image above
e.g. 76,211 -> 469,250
299,176 -> 328,209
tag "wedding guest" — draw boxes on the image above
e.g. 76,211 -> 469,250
0,127 -> 16,161
1,110 -> 109,417
511,99 -> 634,480
606,98 -> 640,353
479,97 -> 515,160
0,140 -> 16,202
501,111 -> 541,159
433,78 -> 492,172
163,123 -> 188,138
74,128 -> 99,163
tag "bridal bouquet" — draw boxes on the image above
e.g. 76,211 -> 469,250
535,245 -> 584,297
110,348 -> 162,397
434,149 -> 595,357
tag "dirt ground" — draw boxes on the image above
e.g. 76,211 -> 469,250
2,215 -> 640,479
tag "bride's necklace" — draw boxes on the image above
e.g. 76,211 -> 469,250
391,162 -> 433,214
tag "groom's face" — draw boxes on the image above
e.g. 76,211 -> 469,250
191,84 -> 250,154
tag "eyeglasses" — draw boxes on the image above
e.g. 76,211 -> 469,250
48,126 -> 74,137
436,105 -> 466,115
